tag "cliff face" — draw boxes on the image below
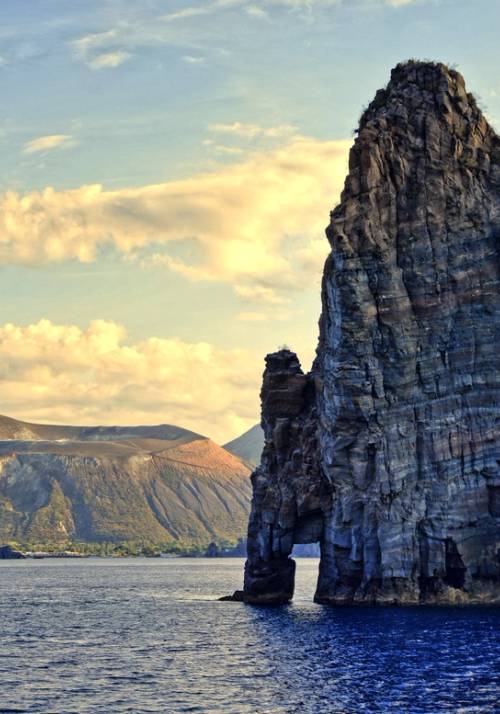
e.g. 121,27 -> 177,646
240,62 -> 500,605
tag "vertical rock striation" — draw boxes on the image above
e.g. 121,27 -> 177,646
243,351 -> 324,602
239,61 -> 500,605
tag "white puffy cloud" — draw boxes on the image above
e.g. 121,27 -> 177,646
0,319 -> 261,443
22,134 -> 74,155
0,137 -> 350,302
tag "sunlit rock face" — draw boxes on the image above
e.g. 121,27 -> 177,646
241,61 -> 500,605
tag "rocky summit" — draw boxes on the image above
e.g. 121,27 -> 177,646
237,61 -> 500,605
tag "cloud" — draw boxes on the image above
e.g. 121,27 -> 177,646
0,136 -> 351,302
158,0 -> 419,21
161,0 -> 332,20
182,54 -> 206,64
71,30 -> 131,69
202,139 -> 246,155
234,284 -> 288,304
161,0 -> 244,22
72,30 -> 117,55
246,4 -> 269,18
70,1 -> 298,69
0,319 -> 261,443
87,51 -> 131,70
162,6 -> 212,21
22,134 -> 74,155
208,121 -> 297,139
69,0 -> 418,72
236,308 -> 299,321
204,122 -> 297,157
260,0 -> 417,7
213,145 -> 245,155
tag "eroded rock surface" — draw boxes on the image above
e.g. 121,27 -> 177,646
239,61 -> 500,605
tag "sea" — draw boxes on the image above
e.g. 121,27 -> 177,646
0,558 -> 498,713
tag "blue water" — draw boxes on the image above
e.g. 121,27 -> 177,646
0,558 -> 498,713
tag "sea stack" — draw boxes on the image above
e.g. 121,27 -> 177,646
240,61 -> 500,605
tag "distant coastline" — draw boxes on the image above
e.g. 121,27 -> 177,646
0,538 -> 320,560
0,539 -> 247,560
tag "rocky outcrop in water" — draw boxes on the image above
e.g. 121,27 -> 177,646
237,61 -> 500,605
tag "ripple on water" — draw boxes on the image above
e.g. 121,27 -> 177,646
0,558 -> 498,713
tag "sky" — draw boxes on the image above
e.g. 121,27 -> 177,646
0,0 -> 499,442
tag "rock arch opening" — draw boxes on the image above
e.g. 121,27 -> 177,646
291,512 -> 322,600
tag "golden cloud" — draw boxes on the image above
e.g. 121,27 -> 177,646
22,134 -> 74,155
0,319 -> 261,443
0,137 -> 351,301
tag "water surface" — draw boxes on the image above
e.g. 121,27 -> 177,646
0,558 -> 498,713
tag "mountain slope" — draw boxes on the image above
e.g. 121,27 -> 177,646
224,424 -> 264,468
0,415 -> 251,547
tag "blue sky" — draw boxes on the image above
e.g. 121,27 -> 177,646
0,0 -> 499,441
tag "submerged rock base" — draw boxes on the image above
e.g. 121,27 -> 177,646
236,61 -> 500,606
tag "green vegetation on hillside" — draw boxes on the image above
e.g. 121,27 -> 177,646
3,536 -> 243,557
0,414 -> 252,550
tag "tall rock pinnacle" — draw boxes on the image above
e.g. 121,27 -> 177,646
238,61 -> 500,605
